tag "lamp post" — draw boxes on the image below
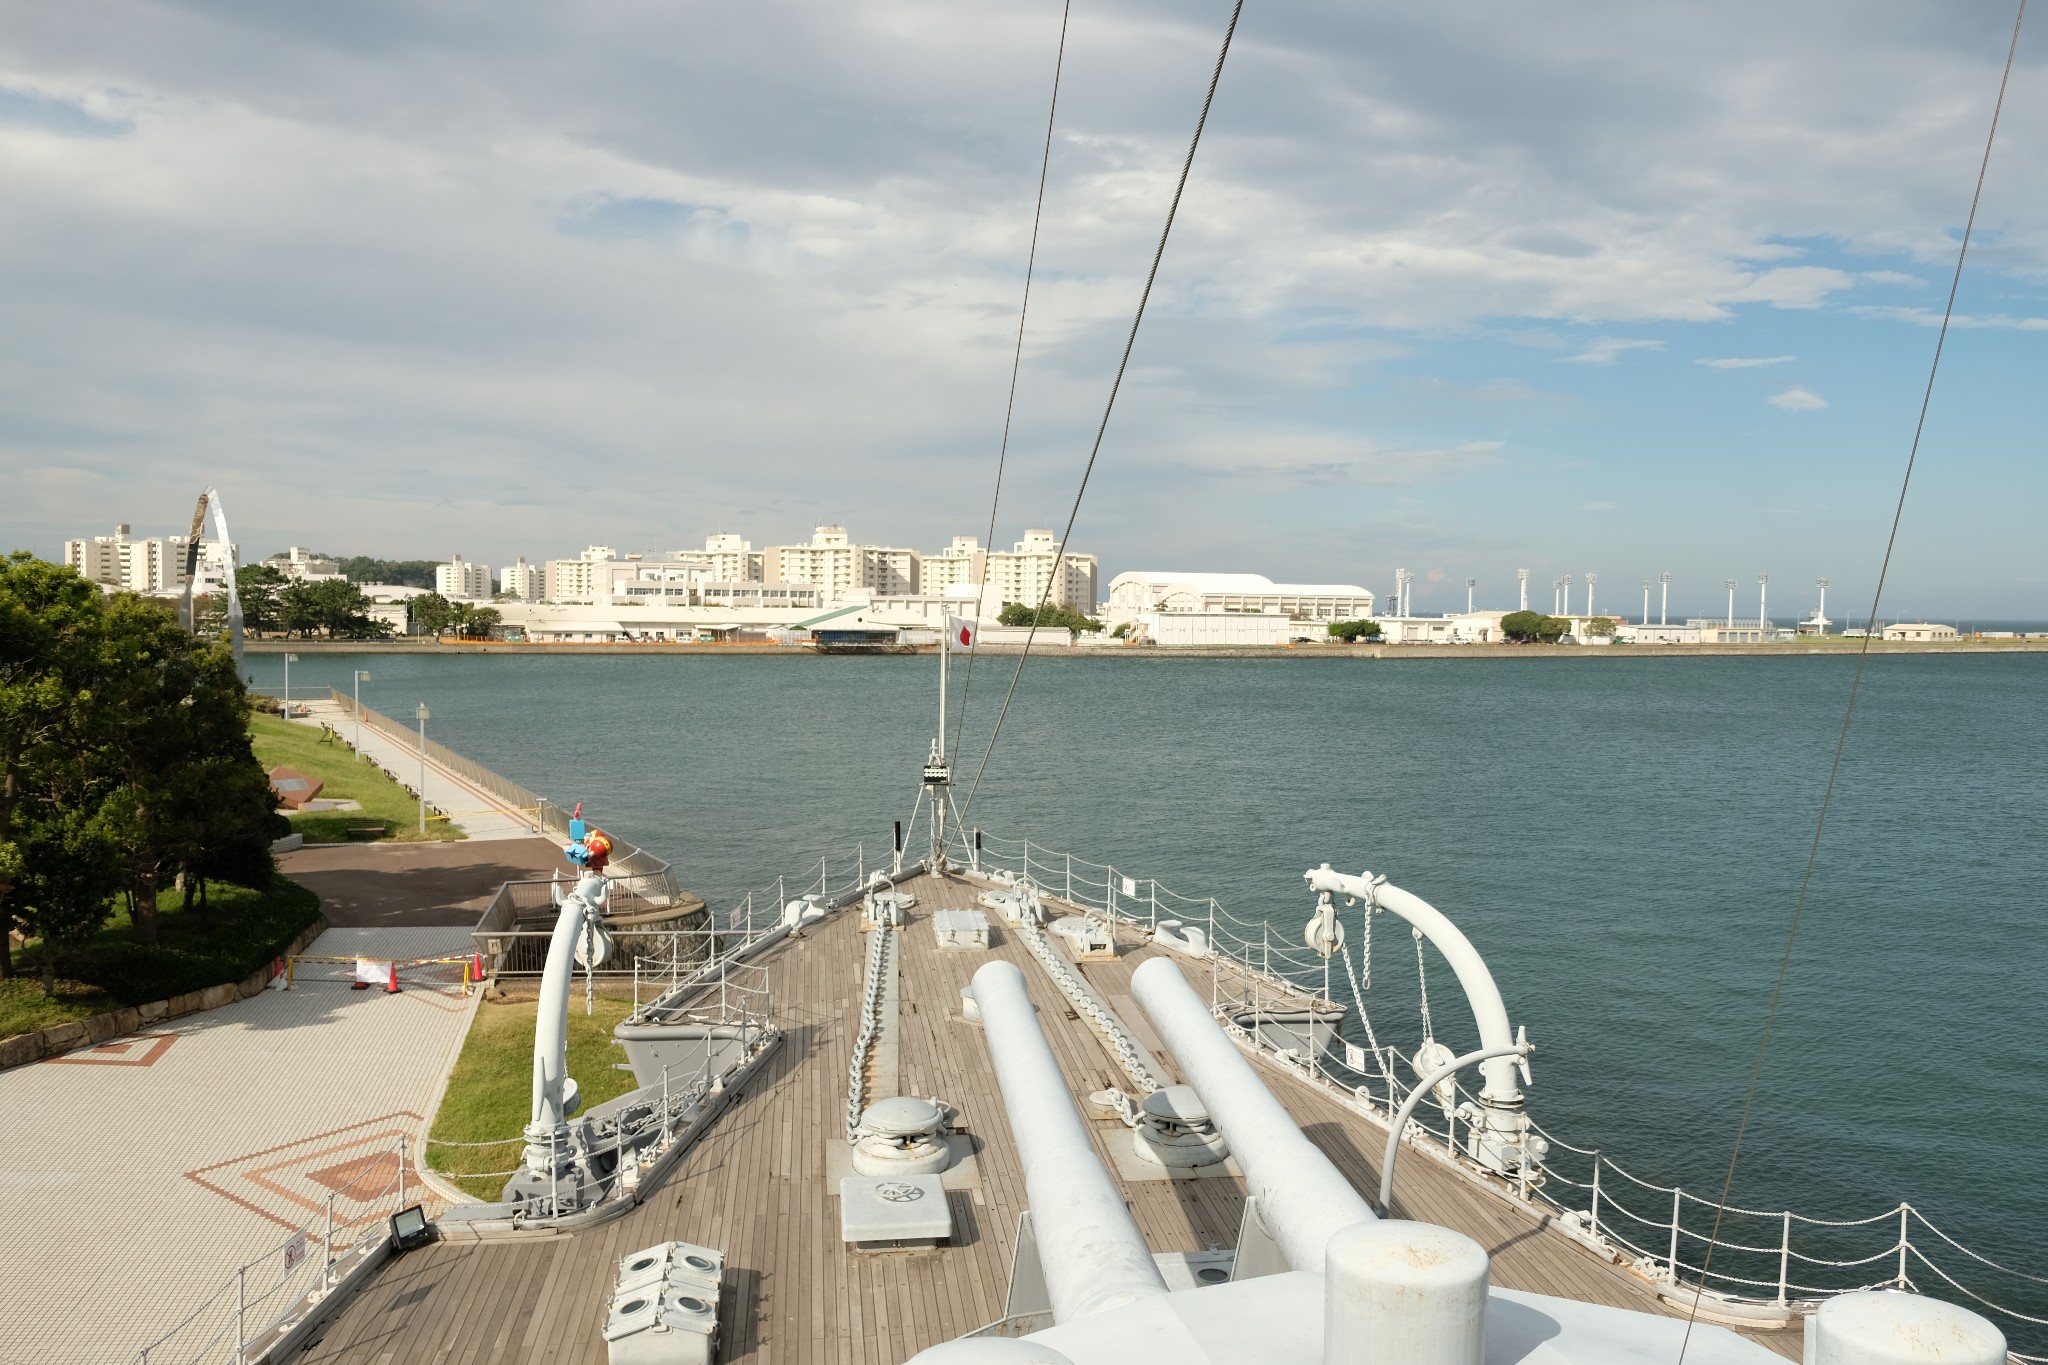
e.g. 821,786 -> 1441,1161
283,651 -> 298,705
352,670 -> 372,761
1659,571 -> 1671,626
415,703 -> 430,834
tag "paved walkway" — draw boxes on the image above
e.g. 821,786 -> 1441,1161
287,699 -> 538,841
0,925 -> 478,1365
281,838 -> 568,927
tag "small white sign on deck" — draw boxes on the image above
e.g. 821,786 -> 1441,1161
282,1231 -> 308,1274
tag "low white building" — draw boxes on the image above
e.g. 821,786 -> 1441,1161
1139,612 -> 1297,647
1615,622 -> 1703,645
1376,611 -> 1515,644
266,547 -> 343,581
1882,622 -> 1959,642
1692,618 -> 1773,645
1107,571 -> 1373,628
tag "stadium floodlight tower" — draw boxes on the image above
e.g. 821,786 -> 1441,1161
1585,572 -> 1596,617
1465,578 -> 1476,613
1817,577 -> 1831,632
1725,578 -> 1737,626
1518,568 -> 1529,611
1759,573 -> 1769,631
1641,580 -> 1651,626
1560,575 -> 1573,617
1659,571 -> 1672,626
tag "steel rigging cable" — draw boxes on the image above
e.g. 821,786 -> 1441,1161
960,0 -> 1247,822
1676,5 -> 2028,1360
950,0 -> 1072,763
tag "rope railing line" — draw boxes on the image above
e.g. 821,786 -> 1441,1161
1909,1206 -> 2048,1285
1908,1247 -> 2048,1327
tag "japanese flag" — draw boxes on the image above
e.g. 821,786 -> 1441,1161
947,616 -> 978,652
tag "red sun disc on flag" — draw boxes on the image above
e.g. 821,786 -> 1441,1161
957,626 -> 972,647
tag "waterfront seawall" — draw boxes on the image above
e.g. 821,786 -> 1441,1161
245,638 -> 2048,659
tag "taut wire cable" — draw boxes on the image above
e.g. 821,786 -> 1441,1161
1676,6 -> 2027,1359
960,0 -> 1247,822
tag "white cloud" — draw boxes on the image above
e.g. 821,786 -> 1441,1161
1768,387 -> 1830,411
1562,338 -> 1666,366
1851,306 -> 2048,330
1697,355 -> 1796,368
1860,270 -> 1926,286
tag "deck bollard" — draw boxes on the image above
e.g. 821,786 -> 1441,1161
1324,1220 -> 1487,1365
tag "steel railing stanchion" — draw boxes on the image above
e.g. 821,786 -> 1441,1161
1669,1188 -> 1682,1282
1778,1211 -> 1791,1304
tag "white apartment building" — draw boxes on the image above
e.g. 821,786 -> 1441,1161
435,554 -> 493,601
63,524 -> 236,596
1106,571 -> 1372,627
985,530 -> 1097,615
545,546 -> 619,604
766,526 -> 920,602
920,536 -> 986,596
500,557 -> 543,602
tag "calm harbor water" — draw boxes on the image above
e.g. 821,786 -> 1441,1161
266,649 -> 2045,1310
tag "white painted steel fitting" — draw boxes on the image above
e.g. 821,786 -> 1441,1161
1808,1290 -> 2005,1365
904,1339 -> 1076,1365
971,960 -> 1168,1323
1130,957 -> 1376,1273
1323,1220 -> 1488,1365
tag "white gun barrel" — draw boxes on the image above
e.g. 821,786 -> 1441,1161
971,961 -> 1168,1323
1131,957 -> 1376,1272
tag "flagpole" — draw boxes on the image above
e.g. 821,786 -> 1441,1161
938,615 -> 948,763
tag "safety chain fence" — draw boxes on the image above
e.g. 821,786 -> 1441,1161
965,829 -> 2047,1362
421,959 -> 777,1210
132,1138 -> 425,1365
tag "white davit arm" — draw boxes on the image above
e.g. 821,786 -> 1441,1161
1130,957 -> 1376,1273
530,871 -> 605,1132
1305,864 -> 1524,1105
972,960 -> 1168,1323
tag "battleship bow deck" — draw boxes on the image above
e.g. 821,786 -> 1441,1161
291,871 -> 1796,1364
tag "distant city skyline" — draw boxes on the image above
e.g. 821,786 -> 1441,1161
2,3 -> 2043,612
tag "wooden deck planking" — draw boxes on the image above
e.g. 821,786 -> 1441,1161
294,870 -> 1797,1364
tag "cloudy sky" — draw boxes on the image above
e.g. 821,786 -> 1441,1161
2,0 -> 2043,618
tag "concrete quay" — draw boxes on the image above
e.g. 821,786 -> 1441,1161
245,638 -> 2048,659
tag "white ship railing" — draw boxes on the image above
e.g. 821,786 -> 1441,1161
962,829 -> 2048,1362
131,1138 -> 423,1365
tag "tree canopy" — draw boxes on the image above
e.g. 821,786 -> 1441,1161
0,554 -> 281,991
1501,610 -> 1572,643
340,556 -> 441,588
996,602 -> 1104,634
1328,619 -> 1383,642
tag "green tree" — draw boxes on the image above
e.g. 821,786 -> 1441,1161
0,554 -> 105,980
1328,619 -> 1383,642
236,564 -> 287,636
1501,610 -> 1570,643
11,801 -> 121,995
340,557 -> 441,588
409,591 -> 455,637
448,603 -> 502,640
1585,616 -> 1617,639
996,602 -> 1104,633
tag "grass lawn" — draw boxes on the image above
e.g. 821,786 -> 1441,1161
4,876 -> 322,1037
248,711 -> 464,843
426,991 -> 643,1198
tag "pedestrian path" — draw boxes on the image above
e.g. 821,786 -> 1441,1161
0,925 -> 478,1365
288,699 -> 537,840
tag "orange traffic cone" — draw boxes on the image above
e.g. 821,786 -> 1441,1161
386,962 -> 401,994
